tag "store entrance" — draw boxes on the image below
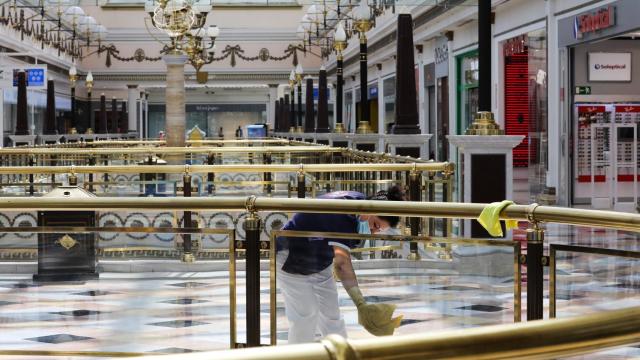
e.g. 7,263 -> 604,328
570,32 -> 640,211
574,105 -> 640,211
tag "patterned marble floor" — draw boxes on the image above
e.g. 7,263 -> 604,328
0,225 -> 638,359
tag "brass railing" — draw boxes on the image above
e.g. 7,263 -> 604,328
0,198 -> 638,358
152,306 -> 640,360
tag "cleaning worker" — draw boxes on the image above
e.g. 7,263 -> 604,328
276,186 -> 404,344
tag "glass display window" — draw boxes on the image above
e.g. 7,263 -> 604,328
383,76 -> 396,134
457,51 -> 479,134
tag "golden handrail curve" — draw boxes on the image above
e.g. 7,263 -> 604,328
0,146 -> 337,155
0,197 -> 637,232
148,306 -> 640,360
0,162 -> 453,175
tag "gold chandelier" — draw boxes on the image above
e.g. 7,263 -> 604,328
145,0 -> 218,70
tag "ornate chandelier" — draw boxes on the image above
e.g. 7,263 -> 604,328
0,0 -> 108,60
145,0 -> 219,71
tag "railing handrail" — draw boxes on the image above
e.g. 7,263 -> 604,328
0,146 -> 338,155
146,306 -> 640,360
0,197 -> 636,232
0,162 -> 453,175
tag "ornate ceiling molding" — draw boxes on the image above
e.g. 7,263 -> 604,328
92,72 -> 293,82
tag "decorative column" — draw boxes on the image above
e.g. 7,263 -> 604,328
333,22 -> 347,133
111,97 -> 118,133
100,94 -> 107,134
274,99 -> 280,132
15,71 -> 28,135
391,14 -> 420,134
164,54 -> 188,147
304,77 -> 314,133
127,85 -> 138,134
289,70 -> 296,133
296,78 -> 303,132
69,66 -> 77,131
44,80 -> 57,135
268,84 -> 278,132
283,94 -> 291,133
316,66 -> 330,133
121,101 -> 128,133
86,72 -> 94,133
357,33 -> 371,134
353,6 -> 372,134
466,0 -> 501,135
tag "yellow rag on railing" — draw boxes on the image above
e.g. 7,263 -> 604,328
477,200 -> 518,237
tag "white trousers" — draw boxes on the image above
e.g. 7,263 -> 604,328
277,250 -> 347,344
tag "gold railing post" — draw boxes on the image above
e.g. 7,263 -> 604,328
88,155 -> 96,193
181,168 -> 195,263
207,152 -> 215,195
297,166 -> 306,199
27,155 -> 34,196
408,166 -> 422,261
244,196 -> 262,347
263,152 -> 273,196
526,204 -> 544,321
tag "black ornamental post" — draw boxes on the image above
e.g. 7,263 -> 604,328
304,77 -> 314,133
15,71 -> 29,135
44,80 -> 57,135
391,14 -> 420,134
316,67 -> 330,133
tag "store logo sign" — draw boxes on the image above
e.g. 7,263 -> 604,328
434,36 -> 449,78
573,5 -> 615,40
593,63 -> 626,70
588,52 -> 631,82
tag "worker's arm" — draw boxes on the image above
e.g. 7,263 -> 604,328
333,245 -> 358,290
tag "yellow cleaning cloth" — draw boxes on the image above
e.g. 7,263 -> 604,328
347,286 -> 403,336
477,200 -> 518,237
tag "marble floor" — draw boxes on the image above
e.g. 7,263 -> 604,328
0,225 -> 638,359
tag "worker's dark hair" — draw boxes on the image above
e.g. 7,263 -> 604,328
367,185 -> 405,227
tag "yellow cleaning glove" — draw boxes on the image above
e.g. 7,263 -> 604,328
477,200 -> 518,237
347,286 -> 403,336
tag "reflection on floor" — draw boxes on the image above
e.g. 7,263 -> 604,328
0,225 -> 637,359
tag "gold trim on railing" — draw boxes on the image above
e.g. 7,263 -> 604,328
0,162 -> 453,175
0,198 -> 637,232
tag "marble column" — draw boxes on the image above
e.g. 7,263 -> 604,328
164,54 -> 188,147
268,84 -> 278,132
127,85 -> 138,134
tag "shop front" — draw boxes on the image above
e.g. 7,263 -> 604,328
500,28 -> 548,204
558,0 -> 640,211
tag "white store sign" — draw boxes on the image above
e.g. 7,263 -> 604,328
588,52 -> 632,82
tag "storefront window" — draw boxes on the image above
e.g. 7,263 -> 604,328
457,52 -> 479,134
3,89 -> 70,137
383,76 -> 395,134
501,28 -> 548,203
345,90 -> 353,132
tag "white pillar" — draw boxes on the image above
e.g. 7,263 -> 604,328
127,85 -> 138,134
268,84 -> 278,131
163,55 -> 187,147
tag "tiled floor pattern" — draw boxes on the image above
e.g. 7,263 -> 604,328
0,225 -> 637,358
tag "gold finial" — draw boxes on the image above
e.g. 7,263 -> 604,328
465,111 -> 504,135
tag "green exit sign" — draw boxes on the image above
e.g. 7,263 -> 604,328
575,86 -> 592,95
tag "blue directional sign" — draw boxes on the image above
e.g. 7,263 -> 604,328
13,68 -> 47,87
